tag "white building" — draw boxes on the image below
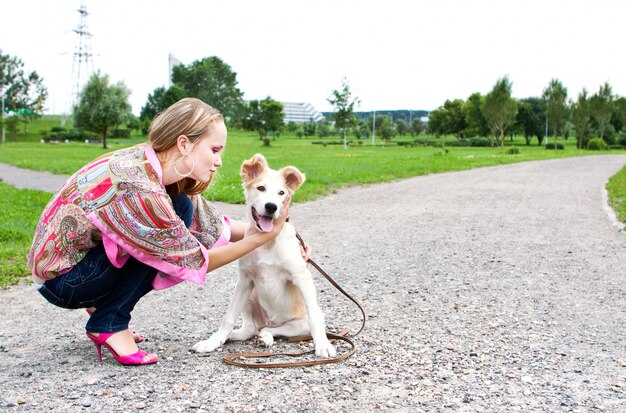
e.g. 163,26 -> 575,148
281,102 -> 325,124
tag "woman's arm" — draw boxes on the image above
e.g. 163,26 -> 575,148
229,219 -> 247,242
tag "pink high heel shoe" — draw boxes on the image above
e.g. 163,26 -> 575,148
85,309 -> 144,343
86,332 -> 158,366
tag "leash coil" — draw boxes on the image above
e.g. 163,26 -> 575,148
222,232 -> 366,368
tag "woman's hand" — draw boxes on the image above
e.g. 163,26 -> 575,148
257,195 -> 291,241
270,195 -> 291,237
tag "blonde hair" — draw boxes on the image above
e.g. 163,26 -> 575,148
149,98 -> 224,196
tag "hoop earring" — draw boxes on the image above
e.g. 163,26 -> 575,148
173,152 -> 195,178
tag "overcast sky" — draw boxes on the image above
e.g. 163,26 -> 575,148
2,0 -> 625,115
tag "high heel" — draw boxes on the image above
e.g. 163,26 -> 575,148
86,332 -> 158,366
85,309 -> 145,343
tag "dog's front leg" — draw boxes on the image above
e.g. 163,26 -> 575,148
192,278 -> 254,353
293,272 -> 337,358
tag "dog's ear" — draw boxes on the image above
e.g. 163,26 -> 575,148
240,154 -> 268,183
280,166 -> 306,192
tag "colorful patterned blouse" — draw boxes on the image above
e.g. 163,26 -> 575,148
27,143 -> 230,290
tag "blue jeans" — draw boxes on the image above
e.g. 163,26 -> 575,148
38,194 -> 194,333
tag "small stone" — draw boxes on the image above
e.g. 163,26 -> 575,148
17,399 -> 27,405
136,401 -> 146,409
82,399 -> 92,407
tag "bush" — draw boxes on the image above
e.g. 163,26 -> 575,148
413,138 -> 444,147
545,143 -> 565,150
47,129 -> 99,141
469,137 -> 492,147
506,147 -> 520,155
587,138 -> 607,151
606,145 -> 624,150
311,140 -> 354,145
111,128 -> 131,139
443,140 -> 470,147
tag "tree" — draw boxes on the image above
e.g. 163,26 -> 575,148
590,82 -> 614,141
427,99 -> 466,138
571,89 -> 592,149
241,100 -> 264,137
463,93 -> 489,138
516,97 -> 546,146
379,116 -> 396,141
73,72 -> 132,149
1,49 -> 47,142
395,119 -> 409,136
542,78 -> 568,145
260,97 -> 284,140
410,118 -> 423,136
482,76 -> 518,147
241,97 -> 284,142
171,56 -> 244,120
327,77 -> 360,149
140,85 -> 186,122
614,97 -> 626,135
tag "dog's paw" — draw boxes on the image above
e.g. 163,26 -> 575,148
257,330 -> 274,347
192,334 -> 224,353
315,339 -> 337,358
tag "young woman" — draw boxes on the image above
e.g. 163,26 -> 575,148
27,98 -> 308,366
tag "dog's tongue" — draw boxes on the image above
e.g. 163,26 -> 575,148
258,216 -> 274,232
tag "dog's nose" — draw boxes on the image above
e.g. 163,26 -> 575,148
264,202 -> 278,214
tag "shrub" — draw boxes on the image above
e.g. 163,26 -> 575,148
545,143 -> 565,150
469,137 -> 492,147
111,128 -> 131,139
47,129 -> 98,141
606,145 -> 624,150
413,138 -> 442,147
443,140 -> 471,147
587,138 -> 607,151
506,147 -> 520,155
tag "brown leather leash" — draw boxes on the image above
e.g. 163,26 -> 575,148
222,230 -> 366,368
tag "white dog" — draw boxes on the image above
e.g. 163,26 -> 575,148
193,154 -> 336,358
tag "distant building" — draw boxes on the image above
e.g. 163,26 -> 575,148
281,102 -> 325,124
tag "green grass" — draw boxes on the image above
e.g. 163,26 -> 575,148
1,131 -> 622,203
0,182 -> 52,287
3,115 -> 74,142
606,165 -> 626,228
1,119 -> 625,287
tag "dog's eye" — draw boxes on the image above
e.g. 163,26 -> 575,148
278,190 -> 285,196
257,186 -> 266,192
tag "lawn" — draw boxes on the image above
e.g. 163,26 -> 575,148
0,182 -> 51,287
1,129 -> 625,287
606,165 -> 626,228
0,131 -> 620,203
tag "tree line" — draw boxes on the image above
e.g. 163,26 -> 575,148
2,49 -> 625,150
428,76 -> 626,149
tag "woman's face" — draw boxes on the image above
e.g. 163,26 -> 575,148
188,121 -> 227,183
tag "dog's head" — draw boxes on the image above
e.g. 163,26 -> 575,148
240,154 -> 305,232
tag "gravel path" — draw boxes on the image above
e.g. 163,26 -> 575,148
1,155 -> 625,412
